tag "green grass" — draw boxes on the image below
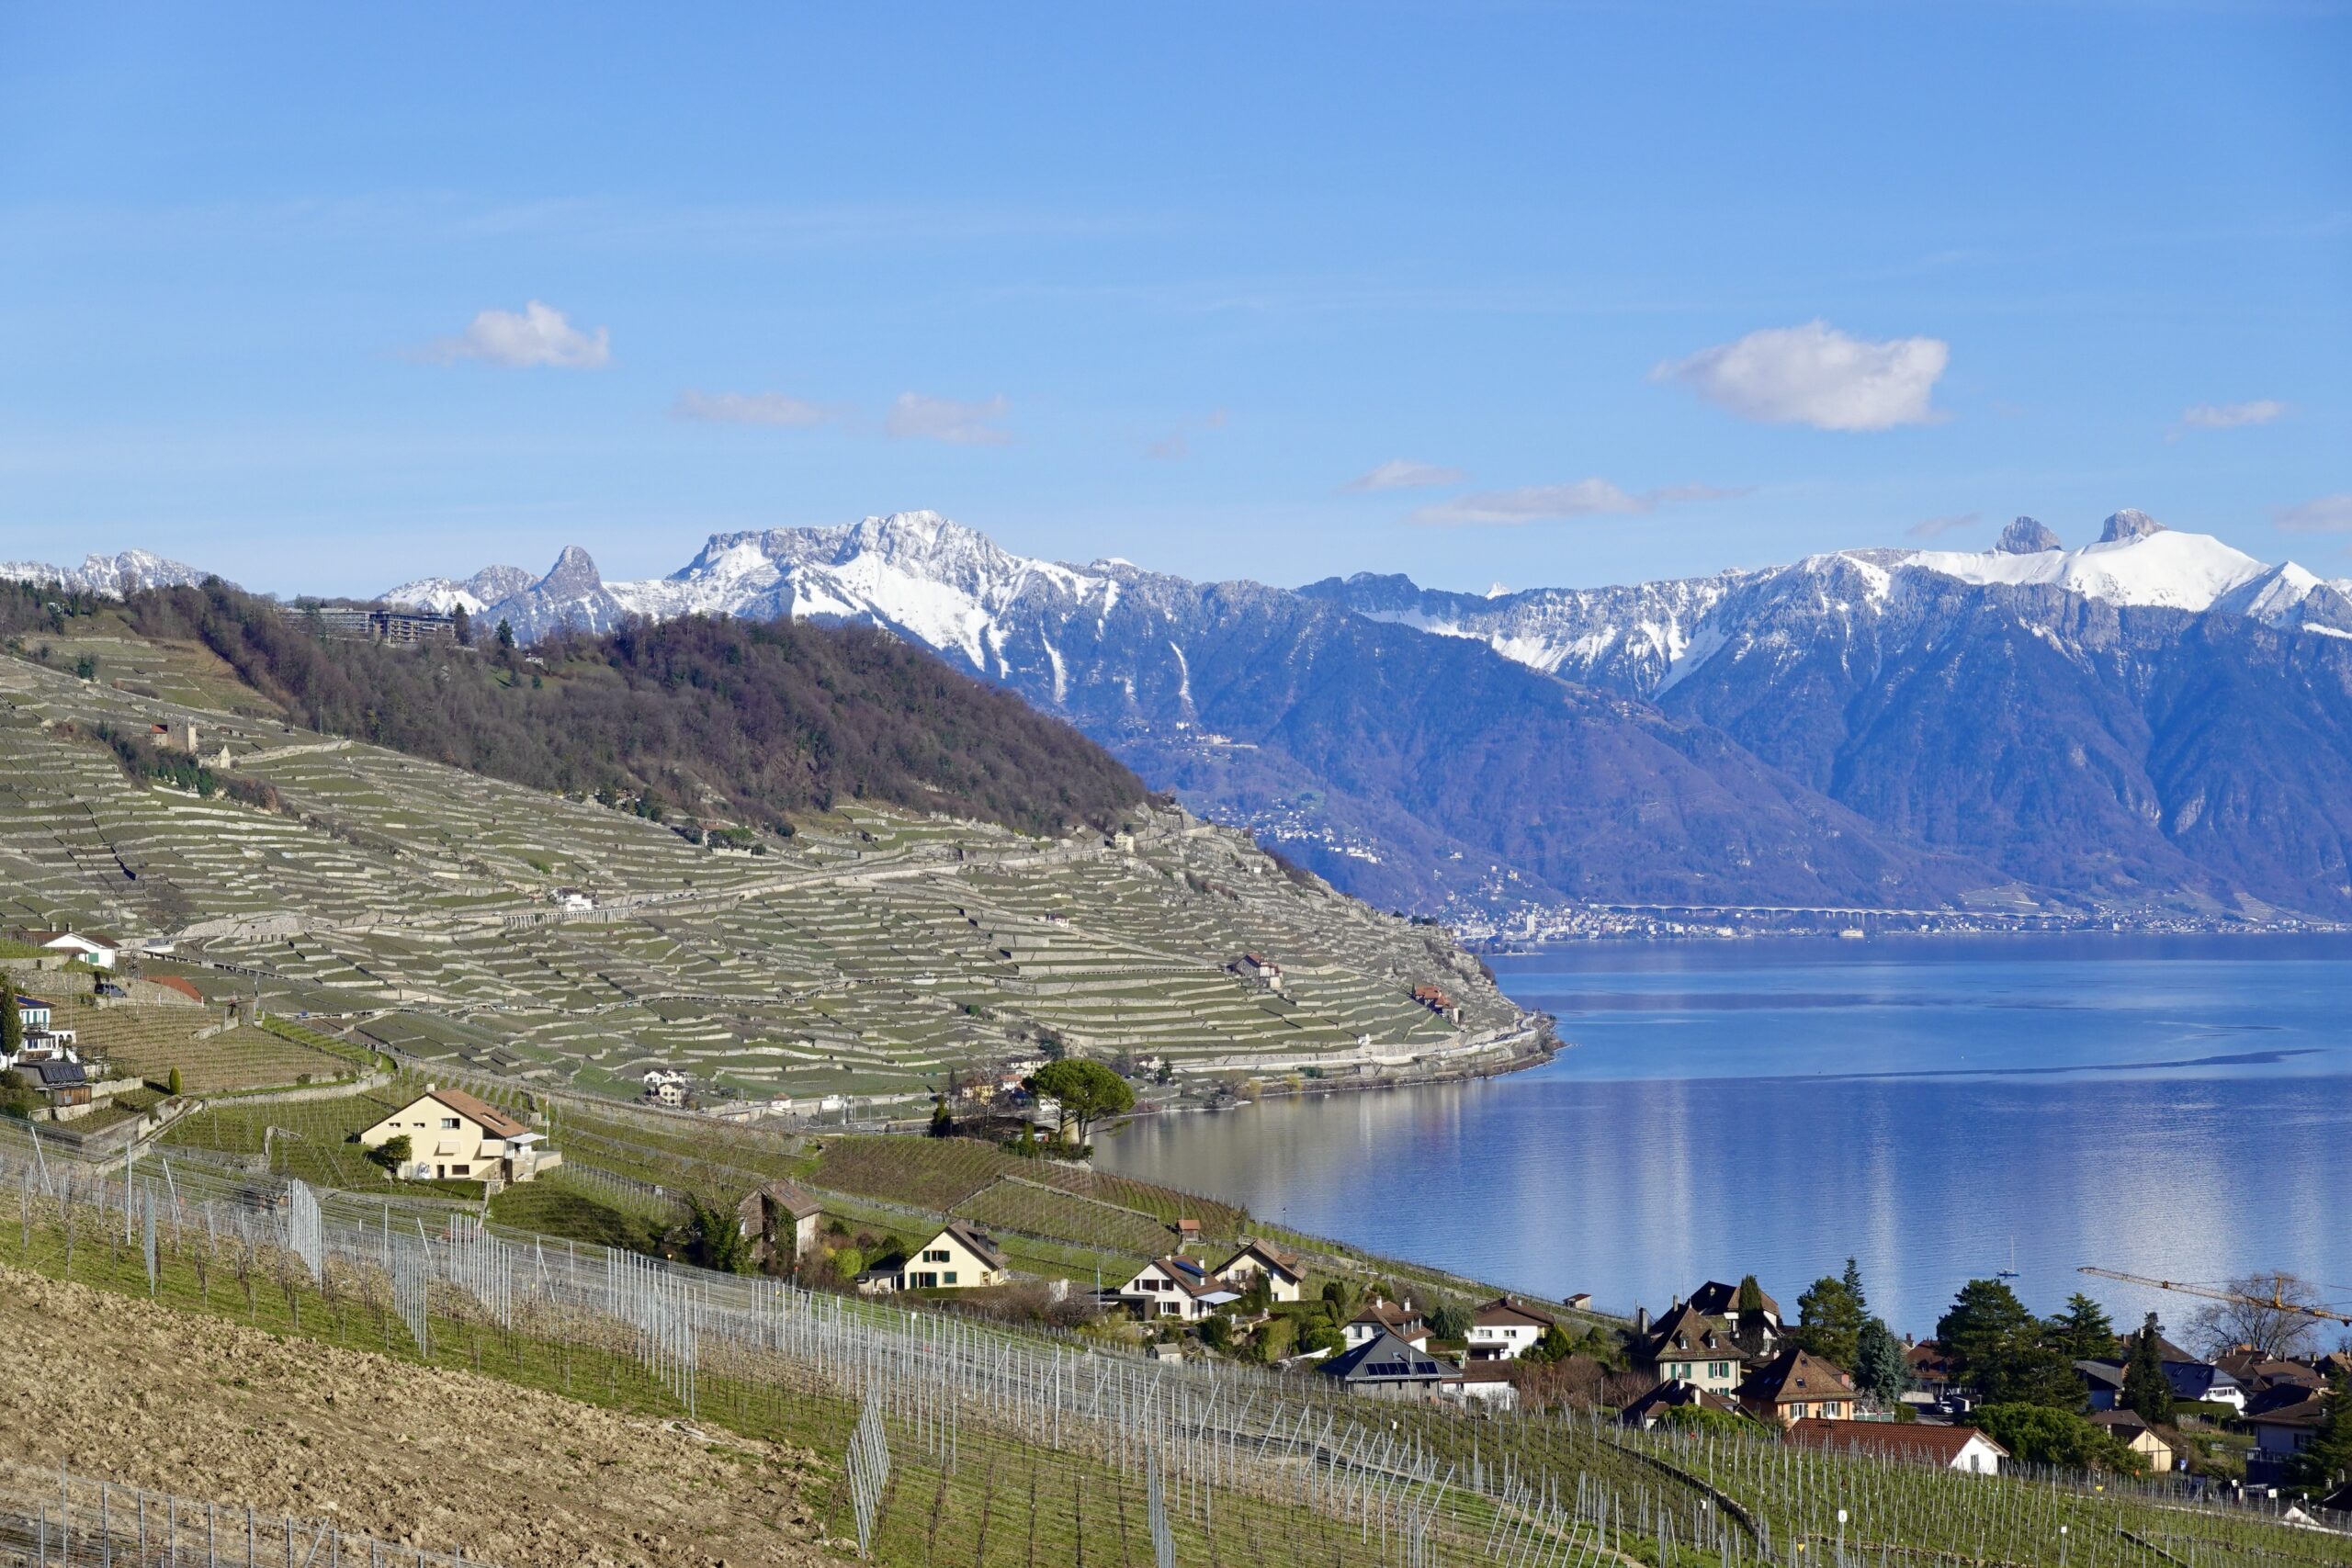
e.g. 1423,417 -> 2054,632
487,1178 -> 666,1252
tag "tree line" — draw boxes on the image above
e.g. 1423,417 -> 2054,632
1,578 -> 1147,839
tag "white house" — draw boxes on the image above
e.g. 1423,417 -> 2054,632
1123,1256 -> 1240,1321
1213,1239 -> 1305,1303
641,1067 -> 691,1107
7,931 -> 121,969
1437,1359 -> 1521,1410
1467,1296 -> 1557,1361
1345,1298 -> 1430,1350
5,995 -> 75,1061
898,1222 -> 1011,1291
356,1087 -> 554,1183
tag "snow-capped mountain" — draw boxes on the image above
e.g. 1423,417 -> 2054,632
0,549 -> 217,598
392,507 -> 2352,923
1304,511 -> 2352,700
381,563 -> 536,615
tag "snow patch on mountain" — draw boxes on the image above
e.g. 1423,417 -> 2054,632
1902,522 -> 2281,613
0,550 -> 215,598
382,564 -> 534,615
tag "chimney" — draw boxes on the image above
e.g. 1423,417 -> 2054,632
1634,1305 -> 1650,1336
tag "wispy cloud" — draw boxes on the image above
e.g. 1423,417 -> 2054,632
1906,513 -> 1982,541
2275,493 -> 2352,534
419,301 -> 610,369
1340,458 -> 1468,493
1146,409 -> 1230,461
887,391 -> 1012,446
2168,399 -> 2287,441
1654,320 -> 1948,432
1409,479 -> 1740,527
672,389 -> 839,428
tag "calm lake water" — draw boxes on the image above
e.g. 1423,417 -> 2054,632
1096,935 -> 2352,1338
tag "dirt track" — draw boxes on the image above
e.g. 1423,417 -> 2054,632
0,1265 -> 824,1567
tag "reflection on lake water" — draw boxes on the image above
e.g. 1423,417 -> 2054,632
1096,936 -> 2352,1336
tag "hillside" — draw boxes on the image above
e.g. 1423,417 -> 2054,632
1,577 -> 1146,838
0,603 -> 1534,1108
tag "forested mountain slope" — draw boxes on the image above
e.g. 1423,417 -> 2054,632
1,579 -> 1145,838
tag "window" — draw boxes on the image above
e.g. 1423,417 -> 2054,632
441,1118 -> 460,1130
1711,1361 -> 1728,1380
943,1271 -> 957,1285
451,1165 -> 469,1177
925,1248 -> 951,1263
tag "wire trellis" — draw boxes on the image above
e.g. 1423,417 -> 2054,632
847,1386 -> 891,1560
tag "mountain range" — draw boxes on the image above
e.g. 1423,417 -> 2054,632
377,509 -> 2352,928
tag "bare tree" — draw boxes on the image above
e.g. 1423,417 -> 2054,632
2186,1271 -> 2334,1361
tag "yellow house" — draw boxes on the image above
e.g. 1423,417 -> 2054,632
881,1221 -> 1010,1291
357,1087 -> 555,1183
2091,1412 -> 2176,1473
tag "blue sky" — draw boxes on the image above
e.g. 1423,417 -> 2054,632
2,3 -> 2346,597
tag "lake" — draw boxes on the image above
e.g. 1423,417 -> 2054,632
1095,935 -> 2352,1339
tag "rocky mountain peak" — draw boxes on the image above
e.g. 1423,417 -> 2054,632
538,545 -> 605,595
1996,517 -> 2063,555
2099,509 -> 2166,545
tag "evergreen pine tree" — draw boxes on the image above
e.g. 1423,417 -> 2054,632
1796,1272 -> 1867,1370
0,976 -> 19,1056
1855,1316 -> 1911,1402
2123,1313 -> 2177,1425
2051,1292 -> 2118,1361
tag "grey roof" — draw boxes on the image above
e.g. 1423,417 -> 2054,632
2075,1359 -> 2128,1391
21,1059 -> 86,1088
1321,1329 -> 1451,1385
2162,1361 -> 2240,1401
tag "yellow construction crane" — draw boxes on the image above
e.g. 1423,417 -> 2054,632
2075,1267 -> 2352,1326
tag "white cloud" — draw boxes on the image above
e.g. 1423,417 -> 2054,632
887,391 -> 1011,446
672,389 -> 837,427
1340,458 -> 1469,493
423,300 -> 610,369
2169,399 -> 2287,440
1409,479 -> 1739,527
2275,493 -> 2352,534
1906,512 -> 1982,540
1653,320 -> 1948,431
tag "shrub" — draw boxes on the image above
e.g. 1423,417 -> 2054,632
1969,1404 -> 2148,1474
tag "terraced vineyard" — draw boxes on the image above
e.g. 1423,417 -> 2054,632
0,642 -> 1537,1114
62,1002 -> 359,1092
